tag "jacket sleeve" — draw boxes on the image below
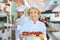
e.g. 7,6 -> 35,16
17,25 -> 23,34
41,23 -> 47,40
41,23 -> 46,35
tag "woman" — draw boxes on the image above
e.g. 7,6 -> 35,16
18,7 -> 46,40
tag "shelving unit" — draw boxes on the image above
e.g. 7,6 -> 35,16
0,0 -> 12,40
41,12 -> 60,40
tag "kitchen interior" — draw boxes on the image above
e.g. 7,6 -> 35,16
0,0 -> 60,40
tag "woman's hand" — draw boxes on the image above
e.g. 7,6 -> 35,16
19,34 -> 24,40
39,34 -> 44,40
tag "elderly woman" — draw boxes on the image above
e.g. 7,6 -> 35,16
18,7 -> 46,40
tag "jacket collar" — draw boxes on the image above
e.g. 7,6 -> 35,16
30,19 -> 39,24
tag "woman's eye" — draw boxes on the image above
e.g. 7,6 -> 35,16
30,12 -> 33,14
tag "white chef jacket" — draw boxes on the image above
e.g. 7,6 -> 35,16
17,20 -> 46,40
16,14 -> 29,26
16,14 -> 29,40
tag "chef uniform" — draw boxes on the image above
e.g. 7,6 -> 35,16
17,20 -> 46,40
16,5 -> 29,40
16,5 -> 29,26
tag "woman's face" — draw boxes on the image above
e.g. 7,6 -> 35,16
29,8 -> 39,21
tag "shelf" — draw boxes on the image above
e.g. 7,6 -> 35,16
0,13 -> 7,17
41,12 -> 57,14
49,21 -> 60,23
0,26 -> 7,30
0,26 -> 10,30
52,32 -> 60,40
4,23 -> 13,27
